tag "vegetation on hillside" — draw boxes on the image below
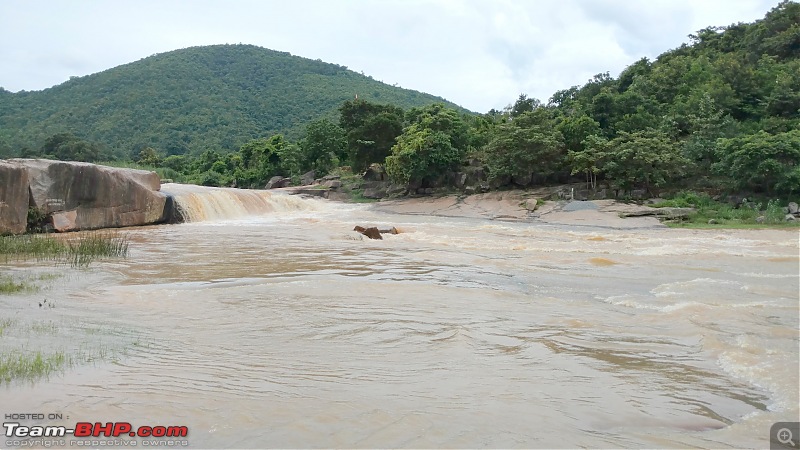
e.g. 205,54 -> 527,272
0,44 -> 462,159
2,2 -> 798,211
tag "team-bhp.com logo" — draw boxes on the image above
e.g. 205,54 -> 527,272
5,422 -> 188,438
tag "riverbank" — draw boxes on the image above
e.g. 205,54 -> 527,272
367,190 -> 800,230
372,191 -> 670,229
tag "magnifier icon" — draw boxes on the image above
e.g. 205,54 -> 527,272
777,428 -> 796,447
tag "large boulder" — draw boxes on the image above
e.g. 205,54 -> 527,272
265,176 -> 291,189
0,161 -> 30,234
51,210 -> 78,232
8,159 -> 167,232
363,163 -> 386,181
300,170 -> 316,186
362,187 -> 388,199
324,179 -> 343,189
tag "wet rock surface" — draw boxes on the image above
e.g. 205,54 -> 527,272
1,159 -> 167,234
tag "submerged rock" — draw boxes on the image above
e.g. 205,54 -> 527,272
354,225 -> 383,240
353,225 -> 397,239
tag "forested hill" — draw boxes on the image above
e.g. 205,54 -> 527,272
0,44 -> 464,158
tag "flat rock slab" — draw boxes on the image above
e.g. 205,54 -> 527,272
375,191 -> 530,221
562,201 -> 599,211
536,209 -> 666,229
373,193 -> 671,229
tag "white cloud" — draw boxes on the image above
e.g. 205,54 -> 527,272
0,0 -> 781,112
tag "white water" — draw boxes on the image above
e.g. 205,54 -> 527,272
2,184 -> 798,449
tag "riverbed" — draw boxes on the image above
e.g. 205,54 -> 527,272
1,191 -> 798,448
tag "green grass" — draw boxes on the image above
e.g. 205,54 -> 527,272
0,276 -> 35,294
0,272 -> 61,295
348,188 -> 379,203
0,318 -> 139,384
0,232 -> 129,268
668,221 -> 800,229
657,191 -> 800,228
0,318 -> 17,336
0,350 -> 67,383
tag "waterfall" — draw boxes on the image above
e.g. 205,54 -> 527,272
160,183 -> 322,222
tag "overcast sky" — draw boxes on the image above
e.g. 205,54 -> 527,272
0,0 -> 779,112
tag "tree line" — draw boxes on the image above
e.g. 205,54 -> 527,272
9,1 -> 800,198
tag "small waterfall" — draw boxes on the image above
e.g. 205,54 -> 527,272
160,183 -> 321,222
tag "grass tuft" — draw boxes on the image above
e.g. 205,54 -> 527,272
657,191 -> 800,228
0,276 -> 35,294
0,232 -> 129,268
0,350 -> 68,384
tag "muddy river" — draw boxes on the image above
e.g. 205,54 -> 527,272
1,186 -> 798,448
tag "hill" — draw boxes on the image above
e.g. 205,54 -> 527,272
0,44 -> 466,158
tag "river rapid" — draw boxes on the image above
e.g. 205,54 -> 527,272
2,186 -> 798,449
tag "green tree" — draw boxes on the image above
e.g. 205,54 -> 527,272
713,130 -> 800,195
567,134 -> 609,190
557,114 -> 601,153
600,130 -> 688,195
136,147 -> 162,166
483,111 -> 564,184
339,99 -> 404,171
162,154 -> 189,173
385,104 -> 468,185
299,118 -> 347,176
510,94 -> 541,117
42,133 -> 105,162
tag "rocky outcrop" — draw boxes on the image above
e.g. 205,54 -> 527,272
0,161 -> 30,234
265,176 -> 291,189
1,159 -> 168,234
363,163 -> 387,182
617,207 -> 695,219
323,179 -> 342,189
300,170 -> 316,186
291,187 -> 329,198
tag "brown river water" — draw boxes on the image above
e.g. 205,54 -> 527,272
1,185 -> 798,449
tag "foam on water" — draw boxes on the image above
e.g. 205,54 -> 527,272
161,183 -> 333,222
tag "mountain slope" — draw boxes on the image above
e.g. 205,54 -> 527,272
0,44 -> 465,157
